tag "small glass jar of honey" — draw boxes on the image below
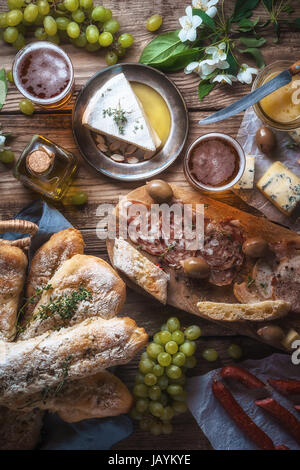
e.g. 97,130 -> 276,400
12,41 -> 74,110
252,60 -> 300,131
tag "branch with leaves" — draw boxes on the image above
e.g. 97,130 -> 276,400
139,0 -> 300,101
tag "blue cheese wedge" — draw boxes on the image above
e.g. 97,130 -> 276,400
82,73 -> 161,152
256,161 -> 300,215
113,238 -> 169,304
235,155 -> 255,189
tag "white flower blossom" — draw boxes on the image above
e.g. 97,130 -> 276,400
178,6 -> 202,42
205,42 -> 227,63
237,63 -> 258,84
212,73 -> 237,85
192,0 -> 219,18
185,58 -> 229,79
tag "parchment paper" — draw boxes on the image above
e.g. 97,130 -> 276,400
187,353 -> 300,450
234,108 -> 300,233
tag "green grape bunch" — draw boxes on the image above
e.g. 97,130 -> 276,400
0,0 -> 134,65
131,317 -> 202,436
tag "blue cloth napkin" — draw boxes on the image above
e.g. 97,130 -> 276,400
1,200 -> 133,450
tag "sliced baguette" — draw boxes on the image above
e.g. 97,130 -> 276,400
196,300 -> 290,322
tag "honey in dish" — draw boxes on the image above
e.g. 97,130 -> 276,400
259,72 -> 300,123
131,82 -> 171,146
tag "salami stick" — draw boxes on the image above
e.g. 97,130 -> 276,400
268,379 -> 300,396
255,398 -> 300,446
220,366 -> 265,390
212,381 -> 275,450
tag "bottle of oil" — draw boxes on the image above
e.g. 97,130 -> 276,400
14,135 -> 78,201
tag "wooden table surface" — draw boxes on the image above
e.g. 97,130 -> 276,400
1,0 -> 300,450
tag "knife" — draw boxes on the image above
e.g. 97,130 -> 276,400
198,61 -> 300,125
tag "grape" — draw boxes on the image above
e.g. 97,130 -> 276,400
86,24 -> 99,43
13,31 -> 25,49
170,374 -> 186,386
33,13 -> 44,26
23,4 -> 38,22
135,372 -> 144,384
98,31 -> 113,47
165,341 -> 178,355
66,21 -> 80,38
166,365 -> 182,380
56,16 -> 70,30
133,383 -> 148,398
130,407 -> 143,420
47,33 -> 60,44
185,356 -> 197,369
227,344 -> 243,360
185,325 -> 202,341
139,418 -> 151,431
71,191 -> 88,205
64,0 -> 79,12
157,352 -> 172,367
149,401 -> 163,418
0,150 -> 15,163
85,42 -> 101,52
6,9 -> 23,27
139,358 -> 154,374
6,70 -> 14,83
0,13 -> 7,28
103,18 -> 120,34
153,332 -> 163,345
160,392 -> 168,406
167,384 -> 183,396
148,385 -> 161,401
144,373 -> 157,386
173,391 -> 187,402
161,406 -> 174,421
172,352 -> 186,367
162,422 -> 173,435
172,401 -> 188,414
44,15 -> 57,36
202,348 -> 218,362
73,31 -> 87,47
112,42 -> 126,58
136,398 -> 149,414
140,352 -> 148,361
171,330 -> 185,345
91,5 -> 106,21
34,27 -> 47,40
105,51 -> 117,65
37,0 -> 50,16
152,364 -> 164,377
180,341 -> 196,357
103,8 -> 112,21
157,375 -> 168,390
118,33 -> 134,48
8,0 -> 24,8
3,26 -> 18,43
166,317 -> 180,333
147,342 -> 163,359
146,14 -> 163,32
159,330 -> 172,345
80,0 -> 93,9
19,98 -> 34,116
160,323 -> 168,332
150,423 -> 162,436
72,9 -> 85,23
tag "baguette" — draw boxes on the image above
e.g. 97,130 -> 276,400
0,407 -> 43,450
23,228 -> 84,323
0,245 -> 27,341
20,254 -> 126,340
0,316 -> 148,405
196,300 -> 290,322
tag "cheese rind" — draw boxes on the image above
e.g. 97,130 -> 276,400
82,73 -> 161,152
235,155 -> 255,189
256,161 -> 300,215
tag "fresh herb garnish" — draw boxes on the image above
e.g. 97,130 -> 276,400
247,275 -> 256,288
159,243 -> 176,260
41,354 -> 73,402
103,101 -> 129,135
16,283 -> 53,334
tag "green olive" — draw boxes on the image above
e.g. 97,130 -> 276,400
257,325 -> 285,342
71,191 -> 88,206
242,237 -> 268,258
146,179 -> 173,203
181,257 -> 210,279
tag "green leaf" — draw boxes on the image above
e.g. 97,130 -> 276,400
262,0 -> 273,12
238,17 -> 259,31
239,37 -> 266,47
238,47 -> 265,68
232,0 -> 260,22
139,30 -> 189,66
198,80 -> 216,101
294,18 -> 300,29
226,49 -> 239,75
192,8 -> 216,31
150,48 -> 203,72
0,69 -> 8,111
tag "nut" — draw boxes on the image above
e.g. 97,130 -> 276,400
127,156 -> 139,164
111,153 -> 125,162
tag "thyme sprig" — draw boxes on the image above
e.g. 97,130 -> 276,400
16,283 -> 53,335
41,354 -> 73,402
103,101 -> 129,135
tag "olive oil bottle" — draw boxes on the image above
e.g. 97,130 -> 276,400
14,135 -> 78,201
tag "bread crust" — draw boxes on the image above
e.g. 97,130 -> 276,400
0,407 -> 43,450
0,245 -> 27,341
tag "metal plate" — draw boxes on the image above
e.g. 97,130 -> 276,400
72,63 -> 189,181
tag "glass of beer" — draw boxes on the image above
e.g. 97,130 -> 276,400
13,41 -> 74,110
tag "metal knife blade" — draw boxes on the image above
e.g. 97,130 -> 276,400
198,69 -> 293,125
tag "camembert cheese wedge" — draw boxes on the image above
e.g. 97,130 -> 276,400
82,73 -> 161,152
256,161 -> 300,215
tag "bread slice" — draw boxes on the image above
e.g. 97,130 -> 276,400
196,300 -> 290,322
0,407 -> 43,450
113,238 -> 169,304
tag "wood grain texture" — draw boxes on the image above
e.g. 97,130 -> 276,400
1,0 -> 299,451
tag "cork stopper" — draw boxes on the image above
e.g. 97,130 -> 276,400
26,146 -> 55,175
